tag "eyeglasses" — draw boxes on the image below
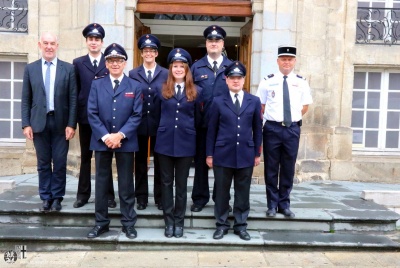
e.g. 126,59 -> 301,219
142,49 -> 156,54
106,59 -> 125,64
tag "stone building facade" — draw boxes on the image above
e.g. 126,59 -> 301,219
0,0 -> 398,183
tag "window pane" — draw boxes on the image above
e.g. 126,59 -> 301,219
0,121 -> 10,138
365,130 -> 378,147
0,101 -> 10,118
388,73 -> 400,90
387,112 -> 400,129
388,92 -> 400,109
386,131 -> 399,148
352,91 -> 365,108
367,92 -> 380,109
354,72 -> 366,88
13,101 -> 21,119
0,62 -> 11,79
0,82 -> 11,99
371,2 -> 385,9
368,72 -> 381,89
351,111 -> 364,128
14,62 -> 26,80
12,121 -> 24,139
13,82 -> 22,99
366,111 -> 379,128
353,129 -> 363,144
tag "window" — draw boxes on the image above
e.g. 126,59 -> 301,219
356,0 -> 400,45
0,59 -> 26,144
352,69 -> 400,152
0,0 -> 28,33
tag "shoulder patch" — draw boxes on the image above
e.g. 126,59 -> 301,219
264,74 -> 274,80
296,74 -> 306,80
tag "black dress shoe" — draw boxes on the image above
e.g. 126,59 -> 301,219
40,200 -> 52,212
122,226 -> 137,239
234,230 -> 251,241
87,225 -> 109,238
190,204 -> 204,212
174,227 -> 183,238
278,208 -> 295,218
73,199 -> 88,208
137,203 -> 147,210
213,229 -> 228,240
164,226 -> 174,238
108,200 -> 117,208
50,199 -> 62,212
157,203 -> 163,210
266,208 -> 276,217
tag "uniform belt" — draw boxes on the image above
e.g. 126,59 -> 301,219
266,120 -> 302,127
47,111 -> 54,116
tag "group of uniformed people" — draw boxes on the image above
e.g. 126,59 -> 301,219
21,21 -> 312,242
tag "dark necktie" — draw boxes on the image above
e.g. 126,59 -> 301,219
44,61 -> 52,112
93,59 -> 98,70
283,75 -> 292,127
114,79 -> 120,92
212,61 -> 218,75
234,93 -> 240,113
147,70 -> 152,83
176,85 -> 182,98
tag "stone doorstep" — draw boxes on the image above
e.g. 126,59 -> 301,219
0,180 -> 15,194
361,190 -> 400,207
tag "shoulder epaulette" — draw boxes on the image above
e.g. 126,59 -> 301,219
264,74 -> 274,80
296,74 -> 306,80
94,75 -> 106,80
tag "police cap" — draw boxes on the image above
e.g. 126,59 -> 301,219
224,61 -> 246,77
104,43 -> 128,60
278,45 -> 296,57
167,48 -> 192,66
137,34 -> 160,50
82,23 -> 105,39
203,25 -> 226,40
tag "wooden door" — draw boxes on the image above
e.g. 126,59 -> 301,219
239,19 -> 252,93
134,15 -> 151,68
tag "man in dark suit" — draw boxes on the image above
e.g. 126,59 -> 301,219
190,25 -> 233,212
128,34 -> 168,211
206,61 -> 262,241
86,43 -> 142,239
72,23 -> 116,209
21,32 -> 77,212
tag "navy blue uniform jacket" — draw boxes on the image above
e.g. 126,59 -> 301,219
206,91 -> 263,169
190,56 -> 232,127
128,65 -> 168,136
73,54 -> 108,124
87,75 -> 142,152
155,87 -> 203,157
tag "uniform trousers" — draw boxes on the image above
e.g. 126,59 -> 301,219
263,121 -> 300,210
94,151 -> 137,227
192,127 -> 210,206
33,113 -> 69,201
134,135 -> 161,204
213,165 -> 253,232
77,123 -> 115,202
158,154 -> 192,227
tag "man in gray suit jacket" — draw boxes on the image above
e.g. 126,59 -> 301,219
21,32 -> 77,212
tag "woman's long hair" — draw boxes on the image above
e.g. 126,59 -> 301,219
162,62 -> 197,102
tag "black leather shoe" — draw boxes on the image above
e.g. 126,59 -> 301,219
122,226 -> 137,239
50,199 -> 62,212
266,208 -> 276,217
137,203 -> 147,210
87,225 -> 109,238
174,227 -> 183,238
40,200 -> 52,212
213,229 -> 228,240
73,199 -> 88,208
164,226 -> 174,238
234,230 -> 251,241
278,208 -> 295,218
157,203 -> 163,210
108,200 -> 117,208
190,204 -> 204,212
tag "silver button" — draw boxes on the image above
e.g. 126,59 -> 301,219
237,134 -> 240,136
177,103 -> 180,106
113,117 -> 115,119
113,126 -> 116,128
238,125 -> 240,128
237,142 -> 239,145
147,111 -> 150,113
175,125 -> 177,128
148,103 -> 150,105
176,118 -> 178,120
114,100 -> 116,102
113,108 -> 116,111
148,95 -> 151,97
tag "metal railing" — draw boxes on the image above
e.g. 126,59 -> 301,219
0,0 -> 28,33
356,7 -> 400,45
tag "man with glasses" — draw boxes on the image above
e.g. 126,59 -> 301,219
190,25 -> 232,212
87,43 -> 142,239
129,34 -> 168,211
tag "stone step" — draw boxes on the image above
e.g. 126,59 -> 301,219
0,225 -> 398,251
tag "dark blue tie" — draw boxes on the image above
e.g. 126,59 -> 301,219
93,59 -> 98,70
234,93 -> 240,113
283,75 -> 292,127
177,85 -> 182,98
114,79 -> 119,92
147,70 -> 152,83
45,61 -> 52,112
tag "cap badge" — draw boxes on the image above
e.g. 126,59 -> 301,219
94,23 -> 97,26
92,28 -> 99,33
146,35 -> 149,38
175,53 -> 182,57
211,30 -> 218,35
145,39 -> 152,44
110,50 -> 118,55
112,43 -> 116,47
287,49 -> 289,51
233,67 -> 241,73
213,26 -> 216,29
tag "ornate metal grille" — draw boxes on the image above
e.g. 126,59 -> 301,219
0,0 -> 28,33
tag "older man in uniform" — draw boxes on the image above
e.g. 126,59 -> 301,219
190,25 -> 233,212
256,45 -> 313,218
86,43 -> 142,239
72,23 -> 116,209
206,61 -> 262,241
129,34 -> 168,211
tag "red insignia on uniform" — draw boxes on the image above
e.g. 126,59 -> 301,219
125,92 -> 135,98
